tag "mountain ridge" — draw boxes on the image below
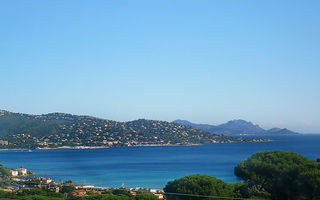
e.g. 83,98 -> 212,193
173,119 -> 299,136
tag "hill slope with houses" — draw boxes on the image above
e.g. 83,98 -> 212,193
0,110 -> 268,149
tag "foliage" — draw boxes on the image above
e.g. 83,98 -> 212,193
61,185 -> 76,194
79,193 -> 131,200
64,180 -> 73,184
0,164 -> 10,178
234,150 -> 320,199
60,179 -> 76,194
0,188 -> 64,200
111,189 -> 132,197
0,163 -> 11,187
134,193 -> 158,200
164,174 -> 235,200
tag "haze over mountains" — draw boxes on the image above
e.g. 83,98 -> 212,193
173,119 -> 299,136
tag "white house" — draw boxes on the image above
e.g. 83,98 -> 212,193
17,167 -> 27,175
39,177 -> 53,184
10,170 -> 18,176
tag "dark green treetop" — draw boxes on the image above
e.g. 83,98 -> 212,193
234,150 -> 320,199
164,174 -> 235,200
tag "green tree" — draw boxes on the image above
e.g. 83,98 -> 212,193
64,180 -> 73,184
0,163 -> 11,187
111,189 -> 132,197
134,193 -> 158,200
81,193 -> 131,200
234,150 -> 320,199
164,174 -> 234,200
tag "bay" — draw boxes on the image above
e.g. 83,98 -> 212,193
0,134 -> 319,189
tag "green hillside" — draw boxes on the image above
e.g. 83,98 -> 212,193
0,110 -> 268,149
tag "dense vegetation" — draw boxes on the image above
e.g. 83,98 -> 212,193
0,188 -> 159,200
164,150 -> 320,200
164,174 -> 235,200
0,162 -> 10,188
0,110 -> 267,149
235,150 -> 320,199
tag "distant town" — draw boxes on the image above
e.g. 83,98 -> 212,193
3,165 -> 165,199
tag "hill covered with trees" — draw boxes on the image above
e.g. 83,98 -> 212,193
0,110 -> 268,149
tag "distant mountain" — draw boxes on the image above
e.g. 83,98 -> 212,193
173,119 -> 299,136
266,128 -> 298,135
0,110 -> 269,149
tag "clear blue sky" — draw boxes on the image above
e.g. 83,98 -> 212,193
1,0 -> 319,133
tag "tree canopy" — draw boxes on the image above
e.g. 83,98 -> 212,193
234,150 -> 320,199
134,193 -> 158,200
164,174 -> 234,200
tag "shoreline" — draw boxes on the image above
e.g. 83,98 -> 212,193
0,139 -> 272,151
0,144 -> 201,151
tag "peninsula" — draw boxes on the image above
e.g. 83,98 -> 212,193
0,110 -> 269,149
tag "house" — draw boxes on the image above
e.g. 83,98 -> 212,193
0,141 -> 8,145
72,190 -> 87,197
48,185 -> 60,193
39,177 -> 53,184
10,170 -> 18,176
154,194 -> 164,199
150,189 -> 164,199
17,167 -> 27,175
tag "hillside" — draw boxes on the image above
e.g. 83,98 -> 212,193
173,119 -> 299,136
0,110 -> 268,149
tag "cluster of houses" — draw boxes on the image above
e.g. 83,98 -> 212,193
130,188 -> 164,199
7,166 -> 164,199
71,188 -> 164,199
10,167 -> 27,177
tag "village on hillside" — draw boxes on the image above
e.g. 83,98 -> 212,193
2,165 -> 164,199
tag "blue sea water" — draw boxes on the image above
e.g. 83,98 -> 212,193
0,135 -> 319,189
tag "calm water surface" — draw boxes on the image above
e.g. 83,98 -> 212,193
0,135 -> 319,188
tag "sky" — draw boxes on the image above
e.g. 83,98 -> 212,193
0,0 -> 319,133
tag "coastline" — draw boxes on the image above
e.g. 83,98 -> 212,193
0,139 -> 271,151
2,135 -> 318,189
0,144 -> 200,151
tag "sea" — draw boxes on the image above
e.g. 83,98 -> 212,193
0,134 -> 319,189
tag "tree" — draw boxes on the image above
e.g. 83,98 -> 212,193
64,180 -> 73,184
81,193 -> 131,200
134,193 -> 158,200
164,174 -> 234,200
234,150 -> 320,199
61,180 -> 75,194
60,185 -> 75,194
111,189 -> 132,197
0,164 -> 10,177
